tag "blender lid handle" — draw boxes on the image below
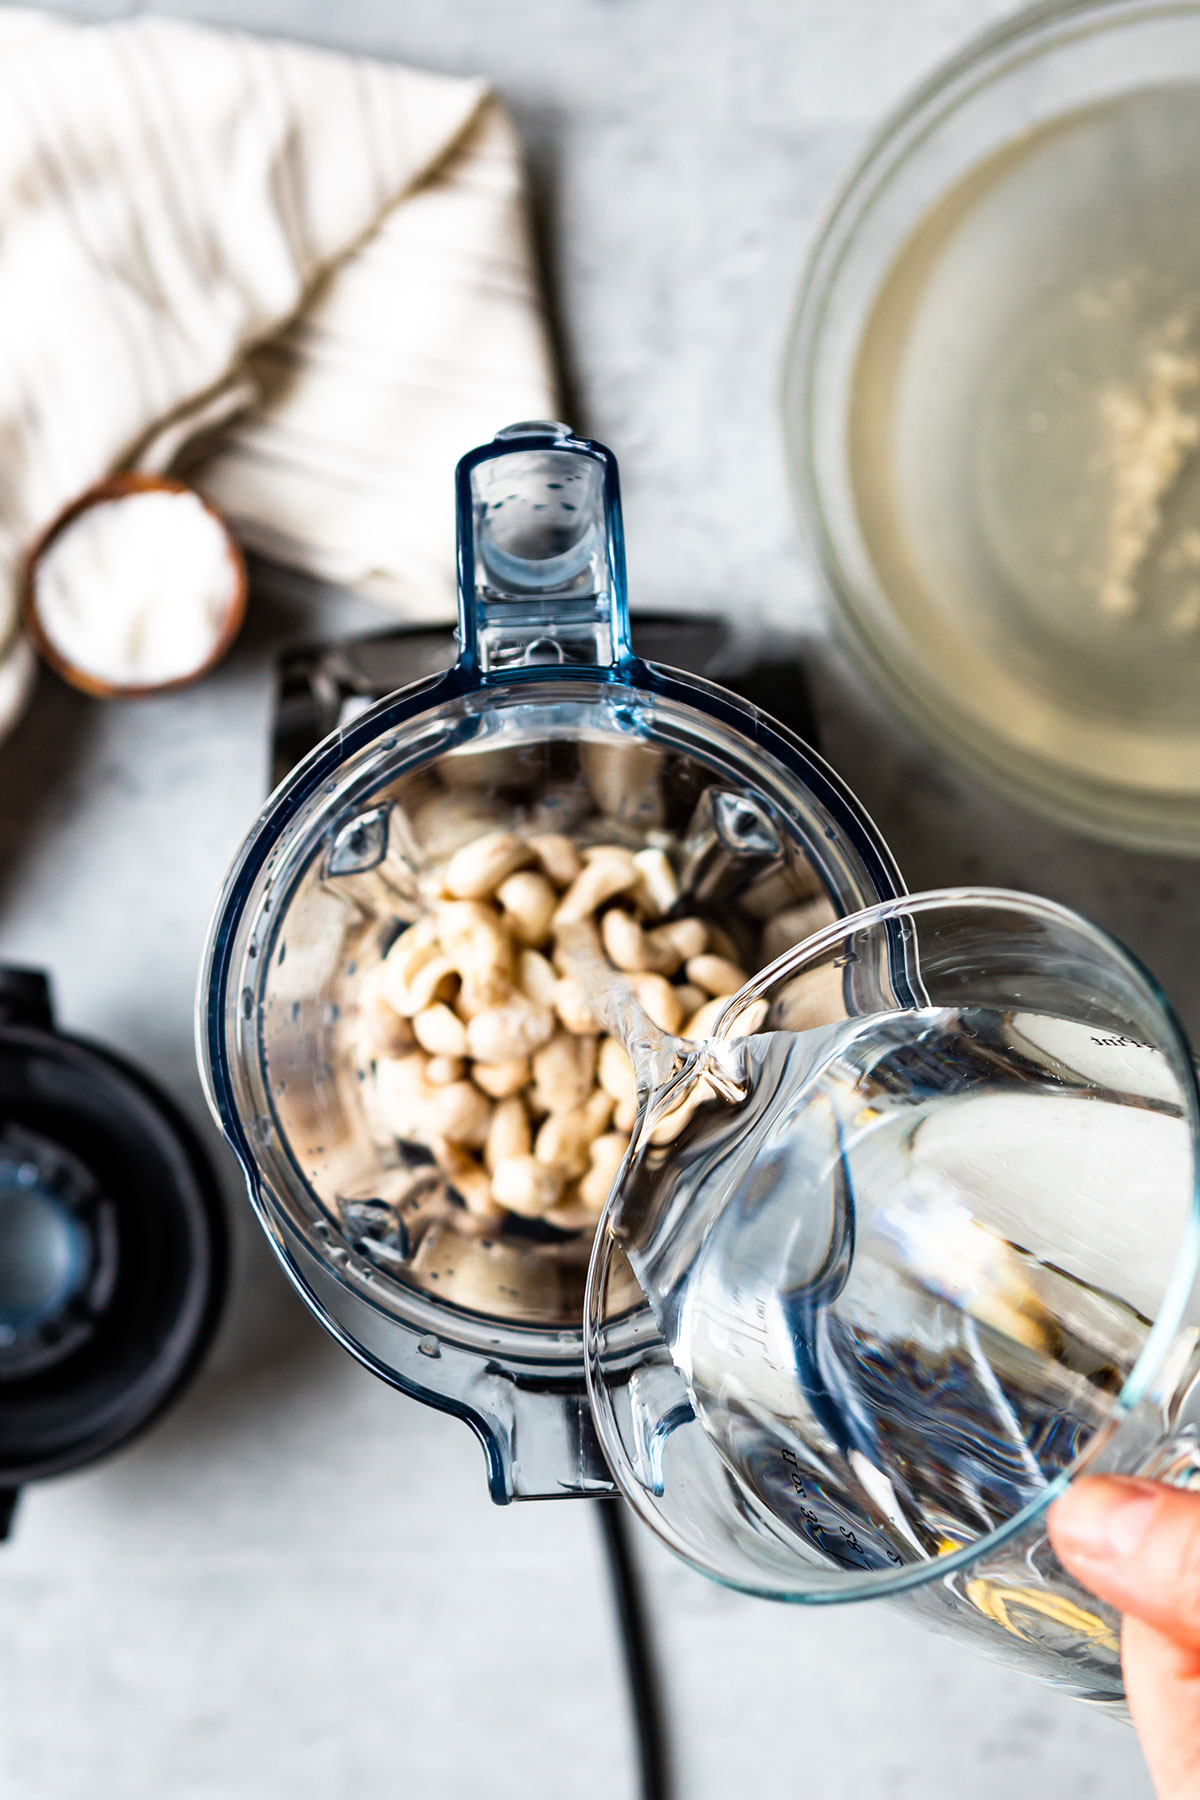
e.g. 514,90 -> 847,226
454,421 -> 635,678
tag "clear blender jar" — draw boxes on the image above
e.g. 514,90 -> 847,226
198,423 -> 1200,1710
197,421 -> 903,1502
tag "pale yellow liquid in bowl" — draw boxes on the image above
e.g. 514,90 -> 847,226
850,86 -> 1200,802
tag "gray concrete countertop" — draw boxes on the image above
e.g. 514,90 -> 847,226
0,2 -> 1177,1795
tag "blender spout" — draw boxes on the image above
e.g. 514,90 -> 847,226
455,422 -> 635,677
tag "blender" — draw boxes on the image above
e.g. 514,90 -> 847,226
201,422 -> 1200,1708
198,420 -> 903,1503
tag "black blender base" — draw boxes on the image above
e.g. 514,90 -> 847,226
0,969 -> 228,1532
271,614 -> 820,786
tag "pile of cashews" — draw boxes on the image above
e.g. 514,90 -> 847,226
354,827 -> 772,1235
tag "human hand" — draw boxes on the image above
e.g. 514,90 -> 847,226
1050,1477 -> 1200,1796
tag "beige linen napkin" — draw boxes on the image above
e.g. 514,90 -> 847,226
0,9 -> 559,738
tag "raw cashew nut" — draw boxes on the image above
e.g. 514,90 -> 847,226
671,982 -> 707,1020
528,832 -> 582,888
648,1076 -> 718,1147
425,1055 -> 466,1087
531,1032 -> 597,1115
381,917 -> 458,1017
435,1140 -> 504,1224
435,899 -> 513,1006
430,1080 -> 492,1149
517,947 -> 559,1009
598,1036 -> 637,1107
681,993 -> 766,1042
600,908 -> 679,976
497,870 -> 557,947
400,955 -> 459,1017
491,1155 -> 564,1217
485,1095 -> 533,1173
650,917 -> 708,964
613,1094 -> 638,1134
578,1131 -> 629,1212
731,998 -> 769,1037
553,849 -> 638,925
544,1196 -> 600,1233
534,1105 -> 606,1181
599,907 -> 645,972
466,996 -> 556,1063
413,1002 -> 469,1058
686,953 -> 749,998
453,979 -> 497,1021
627,973 -> 683,1035
682,996 -> 728,1040
581,1088 -> 615,1136
382,913 -> 438,982
552,974 -> 600,1035
443,830 -> 533,900
472,1057 -> 531,1099
631,846 -> 679,916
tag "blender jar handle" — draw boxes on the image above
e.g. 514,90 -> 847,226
455,422 -> 635,679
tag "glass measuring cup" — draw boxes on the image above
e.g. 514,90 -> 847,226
586,889 -> 1200,1705
197,422 -> 903,1502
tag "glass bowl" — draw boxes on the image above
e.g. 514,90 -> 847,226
784,0 -> 1200,854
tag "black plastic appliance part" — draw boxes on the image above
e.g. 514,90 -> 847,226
270,611 -> 820,787
0,968 -> 228,1536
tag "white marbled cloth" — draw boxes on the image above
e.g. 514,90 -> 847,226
0,9 -> 559,735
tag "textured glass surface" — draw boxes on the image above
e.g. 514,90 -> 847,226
587,890 -> 1200,1703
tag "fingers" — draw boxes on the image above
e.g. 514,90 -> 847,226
1122,1617 -> 1200,1800
1049,1477 -> 1200,1644
1050,1478 -> 1200,1799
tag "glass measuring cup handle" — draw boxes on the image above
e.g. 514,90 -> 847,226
454,422 -> 636,679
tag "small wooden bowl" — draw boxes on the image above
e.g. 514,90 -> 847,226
21,472 -> 248,699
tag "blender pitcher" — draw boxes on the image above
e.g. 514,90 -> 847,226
198,421 -> 903,1503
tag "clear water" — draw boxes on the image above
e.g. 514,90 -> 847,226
623,1006 -> 1192,1577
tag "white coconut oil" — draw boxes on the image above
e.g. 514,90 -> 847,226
34,487 -> 238,690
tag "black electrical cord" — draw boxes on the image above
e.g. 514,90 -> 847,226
595,1498 -> 672,1800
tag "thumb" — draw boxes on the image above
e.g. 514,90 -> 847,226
1050,1477 -> 1200,1799
1049,1477 -> 1200,1642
